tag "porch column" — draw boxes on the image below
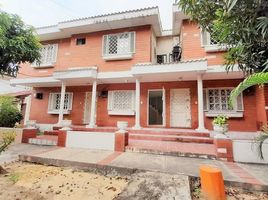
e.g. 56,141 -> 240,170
58,82 -> 66,125
87,80 -> 97,128
23,94 -> 32,125
196,74 -> 208,132
134,78 -> 141,129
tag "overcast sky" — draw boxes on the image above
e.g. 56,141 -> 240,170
0,0 -> 175,29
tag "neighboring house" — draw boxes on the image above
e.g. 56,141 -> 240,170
10,6 -> 267,132
0,78 -> 32,125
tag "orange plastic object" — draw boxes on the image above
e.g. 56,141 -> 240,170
200,165 -> 226,200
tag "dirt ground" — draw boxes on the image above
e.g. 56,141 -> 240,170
191,178 -> 268,200
0,162 -> 129,200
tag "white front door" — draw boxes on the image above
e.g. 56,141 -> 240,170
170,89 -> 191,127
83,92 -> 92,124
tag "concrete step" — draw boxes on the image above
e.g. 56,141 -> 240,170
129,134 -> 213,144
129,129 -> 210,137
28,138 -> 57,146
126,139 -> 216,159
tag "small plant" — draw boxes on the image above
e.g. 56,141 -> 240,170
0,131 -> 16,174
8,173 -> 20,183
255,124 -> 268,160
213,115 -> 229,127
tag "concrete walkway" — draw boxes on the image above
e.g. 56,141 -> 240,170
2,144 -> 268,190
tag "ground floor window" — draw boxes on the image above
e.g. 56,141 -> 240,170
48,92 -> 73,114
204,88 -> 243,117
107,90 -> 135,115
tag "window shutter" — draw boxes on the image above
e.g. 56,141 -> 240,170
107,91 -> 113,111
203,89 -> 208,111
130,32 -> 135,53
131,91 -> 136,111
48,93 -> 54,112
52,44 -> 58,63
68,93 -> 73,110
236,93 -> 244,111
103,35 -> 108,56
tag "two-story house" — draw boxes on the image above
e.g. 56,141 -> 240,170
11,6 -> 267,134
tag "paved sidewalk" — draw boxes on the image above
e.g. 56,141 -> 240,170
14,144 -> 268,190
0,143 -> 57,165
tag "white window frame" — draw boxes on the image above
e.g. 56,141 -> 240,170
32,44 -> 58,68
204,87 -> 244,118
200,29 -> 227,52
48,92 -> 73,114
102,32 -> 135,60
107,90 -> 135,115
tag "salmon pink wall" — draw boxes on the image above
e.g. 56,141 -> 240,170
18,25 -> 152,78
181,20 -> 225,66
203,80 -> 258,132
30,79 -> 258,132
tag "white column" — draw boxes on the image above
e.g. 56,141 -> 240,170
87,80 -> 97,128
24,95 -> 32,125
58,82 -> 66,125
134,78 -> 141,129
196,74 -> 208,132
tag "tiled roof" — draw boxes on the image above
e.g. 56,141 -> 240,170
37,6 -> 159,29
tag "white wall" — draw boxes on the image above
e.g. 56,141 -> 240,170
233,139 -> 268,164
66,131 -> 115,151
156,36 -> 180,56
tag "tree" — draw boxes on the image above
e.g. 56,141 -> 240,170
0,96 -> 23,127
0,11 -> 41,77
178,0 -> 268,74
178,0 -> 268,159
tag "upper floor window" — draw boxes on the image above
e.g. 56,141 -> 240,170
203,88 -> 243,117
201,30 -> 227,52
103,32 -> 135,60
32,44 -> 58,68
76,38 -> 86,45
107,90 -> 135,115
48,92 -> 73,114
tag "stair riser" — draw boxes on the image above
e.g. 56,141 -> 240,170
126,148 -> 216,160
129,135 -> 213,144
128,130 -> 209,137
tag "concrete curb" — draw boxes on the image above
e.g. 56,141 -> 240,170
19,154 -> 268,192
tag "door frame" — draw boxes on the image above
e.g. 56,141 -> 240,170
147,89 -> 166,127
170,88 -> 191,128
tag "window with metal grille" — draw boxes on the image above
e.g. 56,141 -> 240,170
203,88 -> 243,114
48,92 -> 73,114
107,90 -> 135,115
32,44 -> 58,67
103,32 -> 135,59
201,30 -> 219,46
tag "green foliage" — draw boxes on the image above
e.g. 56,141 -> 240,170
8,172 -> 20,183
213,115 -> 228,127
230,72 -> 268,105
0,131 -> 16,154
256,124 -> 268,159
0,12 -> 41,76
0,96 -> 23,127
178,0 -> 268,74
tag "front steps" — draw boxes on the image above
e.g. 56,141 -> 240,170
126,129 -> 215,159
28,135 -> 58,146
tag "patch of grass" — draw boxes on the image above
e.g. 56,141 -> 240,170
37,132 -> 44,136
8,173 -> 20,184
